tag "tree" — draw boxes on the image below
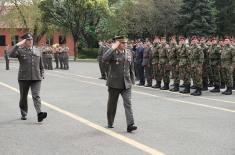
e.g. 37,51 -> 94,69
215,0 -> 235,36
97,0 -> 182,40
178,0 -> 216,37
39,0 -> 109,60
2,0 -> 51,44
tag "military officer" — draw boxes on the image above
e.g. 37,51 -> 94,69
178,36 -> 191,94
8,33 -> 47,122
220,37 -> 235,95
47,46 -> 54,70
4,45 -> 10,70
168,36 -> 180,91
190,36 -> 204,96
158,37 -> 170,90
102,36 -> 137,133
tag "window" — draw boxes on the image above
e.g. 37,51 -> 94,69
59,35 -> 66,44
0,35 -> 6,46
11,36 -> 19,46
46,37 -> 53,45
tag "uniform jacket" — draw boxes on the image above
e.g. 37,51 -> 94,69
8,45 -> 44,81
103,48 -> 135,89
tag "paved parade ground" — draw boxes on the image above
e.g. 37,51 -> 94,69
0,61 -> 234,155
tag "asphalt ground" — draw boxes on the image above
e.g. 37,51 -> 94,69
0,61 -> 234,155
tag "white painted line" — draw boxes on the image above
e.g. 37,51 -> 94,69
47,73 -> 235,113
0,81 -> 166,155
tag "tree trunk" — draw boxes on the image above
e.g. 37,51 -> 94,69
72,34 -> 79,61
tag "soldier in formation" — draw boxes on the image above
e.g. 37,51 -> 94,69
99,36 -> 235,96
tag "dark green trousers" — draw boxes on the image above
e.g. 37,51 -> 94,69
107,87 -> 134,126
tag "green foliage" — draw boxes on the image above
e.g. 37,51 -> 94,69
178,0 -> 216,37
215,0 -> 235,36
78,48 -> 98,59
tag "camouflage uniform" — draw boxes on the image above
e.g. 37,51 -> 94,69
201,43 -> 210,90
151,43 -> 161,88
190,44 -> 204,95
220,44 -> 235,95
168,43 -> 180,91
209,44 -> 222,92
158,43 -> 170,90
179,44 -> 191,93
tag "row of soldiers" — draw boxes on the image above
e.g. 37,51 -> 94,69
41,44 -> 69,70
98,36 -> 235,96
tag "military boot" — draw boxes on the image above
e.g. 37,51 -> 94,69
202,81 -> 208,91
220,82 -> 225,89
180,84 -> 190,94
160,83 -> 169,90
152,81 -> 161,89
191,87 -> 202,96
169,83 -> 179,92
232,84 -> 235,90
210,85 -> 220,93
208,81 -> 214,87
222,87 -> 232,95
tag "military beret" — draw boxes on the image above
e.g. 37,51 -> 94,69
21,33 -> 33,40
113,36 -> 128,43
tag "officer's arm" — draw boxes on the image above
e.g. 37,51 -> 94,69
102,48 -> 114,62
8,45 -> 20,58
130,53 -> 136,84
40,53 -> 45,79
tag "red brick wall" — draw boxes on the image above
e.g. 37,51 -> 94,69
0,29 -> 75,57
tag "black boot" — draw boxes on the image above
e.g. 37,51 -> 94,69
38,112 -> 47,122
180,84 -> 190,94
222,87 -> 232,95
179,83 -> 185,88
127,124 -> 137,133
210,85 -> 220,93
202,81 -> 208,91
152,81 -> 161,88
21,115 -> 27,120
160,83 -> 169,90
208,81 -> 214,87
220,82 -> 225,89
170,83 -> 179,92
191,87 -> 202,96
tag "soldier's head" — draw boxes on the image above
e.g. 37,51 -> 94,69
179,36 -> 186,45
113,36 -> 128,50
191,36 -> 199,45
160,37 -> 166,44
211,37 -> 218,45
200,37 -> 206,44
219,39 -> 224,46
224,37 -> 231,45
206,39 -> 212,45
21,33 -> 33,48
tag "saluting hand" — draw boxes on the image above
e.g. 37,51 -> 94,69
111,41 -> 120,50
16,39 -> 26,47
